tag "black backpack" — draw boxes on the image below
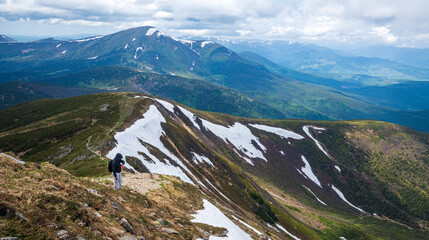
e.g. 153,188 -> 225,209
108,160 -> 113,173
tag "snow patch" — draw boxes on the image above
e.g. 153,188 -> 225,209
62,50 -> 67,54
87,56 -> 98,60
266,223 -> 280,232
0,153 -> 25,165
132,38 -> 136,41
179,39 -> 195,48
302,185 -> 327,205
200,119 -> 267,162
331,185 -> 364,212
335,165 -> 341,172
145,27 -> 169,38
133,95 -> 151,99
146,27 -> 158,36
205,179 -> 230,201
300,155 -> 322,188
231,215 -> 263,236
177,106 -> 200,130
156,99 -> 175,113
191,199 -> 252,240
303,126 -> 331,159
275,223 -> 301,240
73,35 -> 103,42
201,41 -> 214,48
124,44 -> 128,50
155,54 -> 159,60
280,150 -> 285,155
56,43 -> 61,48
233,149 -> 254,165
250,124 -> 304,140
106,105 -> 194,184
134,47 -> 143,59
192,152 -> 213,166
296,168 -> 307,179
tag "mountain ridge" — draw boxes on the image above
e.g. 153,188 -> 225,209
1,26 -> 429,132
0,92 -> 427,240
219,39 -> 429,86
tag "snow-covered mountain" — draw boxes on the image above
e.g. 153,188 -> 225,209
1,92 -> 427,239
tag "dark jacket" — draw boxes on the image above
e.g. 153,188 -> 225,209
112,153 -> 125,177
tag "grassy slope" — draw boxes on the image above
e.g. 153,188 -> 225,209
0,93 -> 428,239
0,93 -> 323,240
0,154 -> 218,240
0,66 -> 288,119
2,32 -> 429,131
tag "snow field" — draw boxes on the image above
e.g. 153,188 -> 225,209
331,185 -> 364,212
303,126 -> 331,159
200,120 -> 267,162
192,152 -> 213,166
205,179 -> 230,201
73,35 -> 103,42
134,47 -> 143,59
335,165 -> 341,172
156,99 -> 175,113
0,153 -> 25,165
107,105 -> 194,184
230,215 -> 263,236
301,185 -> 327,205
275,223 -> 301,240
177,106 -> 201,130
145,27 -> 158,36
300,155 -> 322,188
191,199 -> 253,240
201,41 -> 214,48
250,124 -> 304,140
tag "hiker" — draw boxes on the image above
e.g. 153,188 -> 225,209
109,153 -> 125,190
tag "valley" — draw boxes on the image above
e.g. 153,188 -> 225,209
1,26 -> 429,132
1,22 -> 429,240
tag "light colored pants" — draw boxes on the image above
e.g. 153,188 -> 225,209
113,172 -> 122,190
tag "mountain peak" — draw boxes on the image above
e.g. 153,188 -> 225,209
0,34 -> 17,43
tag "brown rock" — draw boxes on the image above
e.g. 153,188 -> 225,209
119,218 -> 136,235
161,228 -> 179,234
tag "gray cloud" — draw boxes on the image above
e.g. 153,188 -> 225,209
0,0 -> 428,47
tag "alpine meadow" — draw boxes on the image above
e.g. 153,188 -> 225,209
1,1 -> 429,240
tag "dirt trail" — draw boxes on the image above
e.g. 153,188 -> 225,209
106,173 -> 168,195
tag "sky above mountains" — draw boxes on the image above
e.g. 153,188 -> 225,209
1,0 -> 428,48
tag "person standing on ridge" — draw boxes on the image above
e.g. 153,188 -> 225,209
111,153 -> 125,190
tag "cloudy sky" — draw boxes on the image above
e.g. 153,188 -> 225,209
1,0 -> 428,48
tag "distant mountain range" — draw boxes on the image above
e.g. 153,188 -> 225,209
342,45 -> 429,69
218,39 -> 429,86
0,34 -> 17,43
1,26 -> 429,132
1,27 -> 428,239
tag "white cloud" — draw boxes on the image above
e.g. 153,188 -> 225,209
0,0 -> 428,47
153,11 -> 173,19
371,26 -> 398,44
